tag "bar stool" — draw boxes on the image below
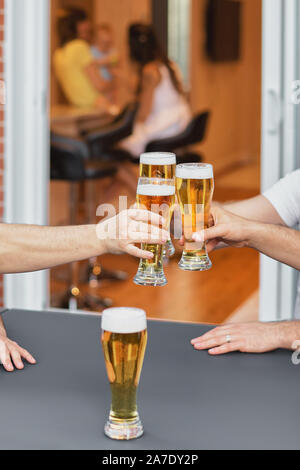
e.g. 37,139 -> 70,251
145,111 -> 210,162
50,133 -> 117,310
82,102 -> 139,285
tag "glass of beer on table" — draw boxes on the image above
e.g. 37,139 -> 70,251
139,152 -> 176,257
176,163 -> 214,271
133,177 -> 175,286
101,307 -> 147,440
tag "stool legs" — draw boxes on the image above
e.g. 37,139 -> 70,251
59,183 -> 112,311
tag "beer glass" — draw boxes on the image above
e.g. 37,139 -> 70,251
176,163 -> 214,271
134,177 -> 175,286
101,307 -> 147,440
139,152 -> 176,257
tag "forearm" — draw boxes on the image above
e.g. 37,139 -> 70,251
0,224 -> 106,274
0,316 -> 6,336
224,195 -> 285,225
247,222 -> 300,270
275,321 -> 300,350
85,65 -> 113,94
136,98 -> 152,123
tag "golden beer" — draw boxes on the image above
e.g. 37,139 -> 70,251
101,307 -> 147,440
176,163 -> 214,271
139,153 -> 176,257
134,178 -> 175,286
139,152 -> 176,179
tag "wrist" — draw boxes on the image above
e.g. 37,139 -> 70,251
277,322 -> 300,350
0,318 -> 7,337
246,221 -> 265,249
89,224 -> 109,257
94,222 -> 115,255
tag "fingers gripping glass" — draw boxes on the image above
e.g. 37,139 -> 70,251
133,177 -> 175,287
176,163 -> 214,271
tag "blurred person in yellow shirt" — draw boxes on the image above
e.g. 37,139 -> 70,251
53,8 -> 117,112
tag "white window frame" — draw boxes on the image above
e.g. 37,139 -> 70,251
260,0 -> 299,321
4,0 -> 50,310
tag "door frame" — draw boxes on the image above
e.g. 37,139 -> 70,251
4,0 -> 50,310
260,0 -> 299,321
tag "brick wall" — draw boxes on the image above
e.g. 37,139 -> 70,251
0,0 -> 4,306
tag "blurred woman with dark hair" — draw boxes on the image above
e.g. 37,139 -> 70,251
120,23 -> 191,157
53,8 -> 117,111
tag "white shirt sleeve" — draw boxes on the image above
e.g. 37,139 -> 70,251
263,169 -> 300,227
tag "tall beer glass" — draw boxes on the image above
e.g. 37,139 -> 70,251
176,163 -> 214,271
134,177 -> 175,286
139,152 -> 176,257
139,152 -> 176,179
101,307 -> 147,440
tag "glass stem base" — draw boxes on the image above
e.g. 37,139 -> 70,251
104,414 -> 143,440
134,265 -> 167,286
164,239 -> 175,258
179,251 -> 212,272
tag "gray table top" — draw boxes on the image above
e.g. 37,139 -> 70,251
0,308 -> 299,450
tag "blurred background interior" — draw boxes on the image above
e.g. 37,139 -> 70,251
49,0 -> 262,324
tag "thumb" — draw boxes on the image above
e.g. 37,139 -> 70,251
194,225 -> 225,242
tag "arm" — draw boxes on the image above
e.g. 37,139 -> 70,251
195,206 -> 300,270
223,195 -> 286,225
191,321 -> 300,355
0,209 -> 169,274
0,209 -> 168,371
247,222 -> 300,270
94,52 -> 119,68
84,62 -> 114,95
136,64 -> 160,123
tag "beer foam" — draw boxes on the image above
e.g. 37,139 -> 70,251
101,307 -> 147,333
140,152 -> 176,165
137,184 -> 175,196
176,163 -> 213,180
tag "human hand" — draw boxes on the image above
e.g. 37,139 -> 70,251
191,322 -> 287,355
0,333 -> 36,372
96,209 -> 169,259
192,206 -> 256,253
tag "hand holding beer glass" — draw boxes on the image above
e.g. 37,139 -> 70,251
139,152 -> 176,257
134,177 -> 175,286
176,163 -> 214,271
101,307 -> 147,440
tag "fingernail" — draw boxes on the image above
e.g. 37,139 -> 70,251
194,343 -> 202,349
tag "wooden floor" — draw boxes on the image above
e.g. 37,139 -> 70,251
50,161 -> 260,324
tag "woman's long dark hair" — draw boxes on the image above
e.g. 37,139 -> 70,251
57,8 -> 87,47
128,23 -> 184,95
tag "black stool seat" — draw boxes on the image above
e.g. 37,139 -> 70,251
176,152 -> 204,165
145,111 -> 210,153
50,143 -> 116,183
86,103 -> 139,162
